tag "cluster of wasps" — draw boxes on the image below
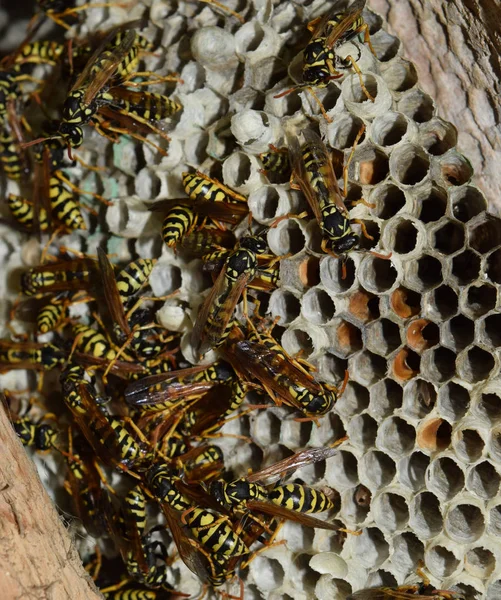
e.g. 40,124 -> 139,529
0,1 -> 463,599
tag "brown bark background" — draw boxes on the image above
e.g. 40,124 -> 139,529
369,0 -> 501,212
0,406 -> 103,600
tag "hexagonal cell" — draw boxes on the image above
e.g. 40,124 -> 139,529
474,390 -> 501,426
292,255 -> 321,288
431,218 -> 465,255
487,247 -> 501,284
325,450 -> 359,489
419,117 -> 458,155
427,456 -> 465,501
351,350 -> 387,386
350,527 -> 390,569
481,313 -> 501,348
281,326 -> 318,358
347,145 -> 390,186
301,288 -> 335,325
334,381 -> 369,418
354,219 -> 381,251
327,112 -> 366,150
391,531 -> 425,573
469,216 -> 501,255
452,428 -> 485,463
376,416 -> 416,457
398,89 -> 435,123
409,491 -> 443,539
398,451 -> 430,491
382,58 -> 418,92
347,413 -> 377,451
319,255 -> 356,294
268,289 -> 301,325
438,382 -> 471,421
372,28 -> 400,62
445,502 -> 485,543
425,544 -> 461,578
427,285 -> 459,320
404,254 -> 443,292
457,345 -> 496,383
267,218 -> 306,256
371,183 -> 407,219
317,352 -> 348,386
368,378 -> 403,420
389,286 -> 421,319
392,347 -> 420,382
326,319 -> 363,358
463,283 -> 497,318
422,346 -> 456,383
451,185 -> 488,222
387,217 -> 423,255
371,111 -> 410,147
466,460 -> 501,499
402,378 -> 436,419
487,504 -> 501,537
390,143 -> 430,186
372,491 -> 410,533
365,318 -> 402,356
364,570 -> 398,590
358,256 -> 399,294
437,150 -> 474,187
446,314 -> 475,352
360,450 -> 396,490
406,319 -> 439,353
465,546 -> 496,579
348,288 -> 380,323
249,555 -> 284,592
416,418 -> 452,453
451,249 -> 482,285
418,186 -> 448,223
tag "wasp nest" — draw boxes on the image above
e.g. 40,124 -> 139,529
0,0 -> 500,599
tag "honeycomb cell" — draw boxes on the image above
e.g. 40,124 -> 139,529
390,286 -> 421,318
444,314 -> 474,352
453,428 -> 485,463
383,216 -> 424,256
248,185 -> 283,223
251,411 -> 282,446
365,317 -> 402,356
486,248 -> 501,284
376,416 -> 416,457
368,378 -> 403,420
335,381 -> 370,417
326,112 -> 366,150
421,346 -> 456,383
360,450 -> 396,489
457,345 -> 495,384
391,531 -> 424,572
347,146 -> 390,186
282,325 -> 324,358
403,378 -> 436,418
317,352 -> 348,386
409,491 -> 443,538
417,186 -> 448,223
370,182 -> 407,219
398,451 -> 430,491
416,418 -> 452,452
364,570 -> 398,589
438,382 -> 471,421
342,73 -> 388,115
269,289 -> 301,325
320,255 -> 356,294
347,413 -> 377,451
325,450 -> 359,489
390,143 -> 430,186
480,313 -> 501,348
358,255 -> 399,294
465,546 -> 496,579
404,254 -> 443,292
427,456 -> 465,501
383,59 -> 418,92
427,285 -> 459,320
450,185 -> 488,222
419,117 -> 458,155
249,555 -> 284,591
392,347 -> 420,382
431,218 -> 465,255
466,460 -> 501,500
315,577 -> 352,600
301,288 -> 335,325
425,543 -> 461,577
437,150 -> 474,187
350,527 -> 390,568
355,219 -> 381,251
372,490 -> 410,533
350,349 -> 387,385
487,504 -> 501,537
267,218 -> 307,256
473,389 -> 501,426
297,255 -> 321,288
406,319 -> 439,353
371,29 -> 400,62
347,288 -> 380,323
326,319 -> 363,358
468,214 -> 501,253
445,502 -> 485,543
463,283 -> 497,318
370,111 -> 412,148
398,89 -> 435,122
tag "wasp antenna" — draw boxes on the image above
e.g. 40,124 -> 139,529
273,86 -> 301,99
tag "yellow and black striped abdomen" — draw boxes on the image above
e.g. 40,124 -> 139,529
7,194 -> 49,231
0,126 -> 23,180
182,172 -> 227,203
73,324 -> 115,359
125,485 -> 147,534
145,465 -> 192,511
108,418 -> 145,463
162,204 -> 197,247
15,40 -> 64,65
184,508 -> 249,558
49,173 -> 86,230
0,70 -> 17,116
37,302 -> 65,333
116,258 -> 155,302
268,483 -> 333,513
112,91 -> 182,121
102,589 -> 158,599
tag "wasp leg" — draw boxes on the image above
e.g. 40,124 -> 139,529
344,55 -> 375,102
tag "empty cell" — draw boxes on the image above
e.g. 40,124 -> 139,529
438,151 -> 474,186
315,577 -> 352,600
351,350 -> 387,385
407,319 -> 439,353
392,347 -> 420,381
294,552 -> 321,593
390,143 -> 430,186
366,318 -> 402,356
371,111 -> 410,147
418,186 -> 448,223
451,185 -> 487,222
488,504 -> 501,536
250,556 -> 284,591
487,581 -> 501,600
348,289 -> 380,323
249,186 -> 280,221
356,220 -> 381,252
466,461 -> 501,499
419,117 -> 458,155
438,382 -> 470,421
425,346 -> 457,382
482,313 -> 501,348
269,290 -> 301,325
348,146 -> 390,186
398,451 -> 430,491
487,247 -> 501,284
447,314 -> 474,351
403,378 -> 436,419
445,503 -> 485,543
425,544 -> 460,577
475,391 -> 501,425
325,450 -> 359,489
385,218 -> 422,255
376,416 -> 416,456
383,59 -> 418,92
153,264 -> 182,294
372,29 -> 400,62
453,428 -> 485,463
409,491 -> 443,538
391,531 -> 424,572
267,218 -> 306,256
331,379 -> 368,418
390,286 -> 421,318
369,378 -> 403,420
318,352 -> 348,386
318,85 -> 342,115
469,215 -> 501,253
351,527 -> 390,568
298,255 -> 321,288
320,255 -> 356,293
373,491 -> 410,533
429,285 -> 458,319
281,327 -> 315,358
365,570 -> 398,589
416,418 -> 452,452
427,456 -> 465,501
398,89 -> 435,122
327,319 -> 363,357
458,346 -> 495,383
327,113 -> 366,150
251,411 -> 282,446
432,219 -> 465,255
361,450 -> 396,489
465,546 -> 496,578
359,256 -> 398,294
343,73 -> 379,105
223,151 -> 253,187
464,284 -> 497,318
405,254 -> 443,293
371,183 -> 407,219
347,413 -> 377,450
302,288 -> 335,325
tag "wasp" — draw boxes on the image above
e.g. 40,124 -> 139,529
347,583 -> 464,599
275,0 -> 376,120
259,144 -> 291,180
191,235 -> 268,359
176,227 -> 236,257
10,409 -> 58,451
0,122 -> 24,180
7,194 -> 50,232
0,339 -> 65,372
21,256 -> 99,296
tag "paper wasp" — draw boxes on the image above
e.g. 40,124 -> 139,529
275,0 -> 376,120
21,256 -> 99,296
347,583 -> 464,599
3,393 -> 59,452
259,144 -> 291,180
0,339 -> 66,372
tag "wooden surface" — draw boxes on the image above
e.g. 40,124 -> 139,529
0,406 -> 103,600
369,0 -> 501,212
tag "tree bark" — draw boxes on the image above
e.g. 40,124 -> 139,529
369,0 -> 501,212
0,406 -> 103,600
